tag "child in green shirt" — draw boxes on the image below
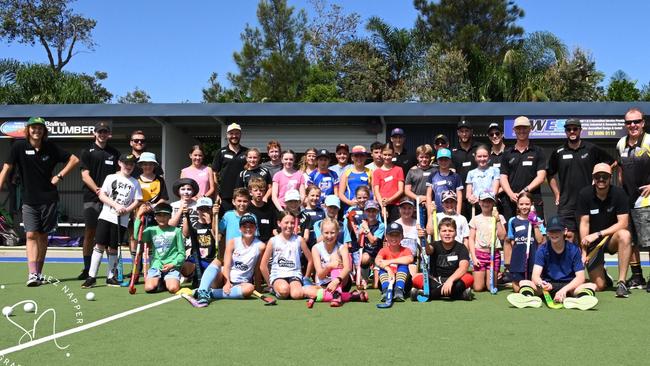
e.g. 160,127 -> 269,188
143,202 -> 185,294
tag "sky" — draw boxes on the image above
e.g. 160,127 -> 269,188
2,0 -> 649,103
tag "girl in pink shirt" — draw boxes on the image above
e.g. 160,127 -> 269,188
272,150 -> 306,211
181,145 -> 215,198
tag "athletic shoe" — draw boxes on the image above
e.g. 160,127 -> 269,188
626,275 -> 646,290
604,269 -> 614,289
306,298 -> 315,309
563,296 -> 598,311
393,288 -> 405,302
380,290 -> 387,302
106,278 -> 121,287
81,276 -> 96,289
77,270 -> 89,281
196,289 -> 211,306
26,273 -> 41,287
38,274 -> 48,285
506,293 -> 542,308
462,287 -> 474,301
615,281 -> 630,298
181,293 -> 207,308
409,287 -> 419,301
330,292 -> 342,307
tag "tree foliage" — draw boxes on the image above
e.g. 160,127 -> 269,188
606,70 -> 640,101
117,87 -> 151,104
305,0 -> 360,70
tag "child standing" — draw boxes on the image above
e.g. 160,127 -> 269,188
247,177 -> 276,243
405,144 -> 435,207
180,145 -> 215,198
465,145 -> 500,213
236,148 -> 272,202
82,154 -> 142,288
272,150 -> 305,212
372,143 -> 404,223
426,190 -> 469,250
339,145 -> 372,209
307,149 -> 339,205
219,188 -> 252,243
375,222 -> 414,302
469,192 -> 506,292
426,148 -> 463,214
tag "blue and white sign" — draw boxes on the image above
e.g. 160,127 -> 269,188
504,116 -> 626,139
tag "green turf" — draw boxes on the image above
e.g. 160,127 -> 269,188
1,263 -> 649,365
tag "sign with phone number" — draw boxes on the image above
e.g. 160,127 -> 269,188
503,117 -> 626,139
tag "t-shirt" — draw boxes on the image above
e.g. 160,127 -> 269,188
436,212 -> 469,243
191,221 -> 217,260
138,175 -> 168,204
451,142 -> 480,184
616,133 -> 650,206
6,139 -> 72,205
212,145 -> 248,199
181,165 -> 211,197
429,240 -> 470,278
396,218 -> 419,256
500,144 -> 546,199
329,163 -> 353,179
377,246 -> 413,272
575,185 -> 629,233
98,173 -> 143,227
466,166 -> 500,196
307,169 -> 339,204
534,241 -> 584,283
236,166 -> 272,190
220,210 -> 259,243
427,170 -> 463,211
469,214 -> 505,250
507,216 -> 546,273
372,166 -> 404,205
393,149 -> 416,177
247,201 -> 276,242
261,161 -> 282,178
143,225 -> 185,270
79,142 -> 120,203
273,170 -> 305,208
303,207 -> 326,245
405,166 -> 436,196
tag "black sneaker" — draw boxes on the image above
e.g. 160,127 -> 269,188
77,270 -> 89,281
409,287 -> 419,301
106,277 -> 121,287
604,269 -> 613,289
626,275 -> 646,290
462,287 -> 474,301
616,281 -> 630,298
394,288 -> 405,302
81,277 -> 96,289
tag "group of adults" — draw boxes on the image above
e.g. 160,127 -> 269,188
1,108 -> 649,296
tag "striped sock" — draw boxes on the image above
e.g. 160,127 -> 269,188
395,265 -> 408,289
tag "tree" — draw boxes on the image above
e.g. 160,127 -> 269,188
544,48 -> 604,101
337,40 -> 389,102
117,87 -> 151,104
606,70 -> 640,101
640,81 -> 650,102
408,44 -> 472,102
0,0 -> 97,72
302,64 -> 344,102
305,0 -> 360,70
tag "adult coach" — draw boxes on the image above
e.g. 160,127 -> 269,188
0,117 -> 79,286
452,120 -> 480,220
389,128 -> 416,177
77,122 -> 120,280
499,116 -> 546,221
212,123 -> 248,213
129,130 -> 163,178
547,118 -> 613,242
576,163 -> 632,298
615,107 -> 650,289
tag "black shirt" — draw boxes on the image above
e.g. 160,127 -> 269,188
79,142 -> 120,203
212,145 -> 248,199
247,201 -> 276,242
236,166 -> 272,189
617,133 -> 650,206
192,221 -> 217,260
452,141 -> 480,183
547,141 -> 613,213
7,139 -> 71,205
576,185 -> 629,233
429,240 -> 469,278
392,148 -> 416,178
488,148 -> 505,169
500,144 -> 546,198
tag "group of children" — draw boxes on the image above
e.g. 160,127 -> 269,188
78,141 -> 599,311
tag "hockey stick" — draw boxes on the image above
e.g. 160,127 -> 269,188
586,235 -> 610,266
114,215 -> 124,286
376,277 -> 395,309
524,219 -> 532,280
252,290 -> 277,305
356,233 -> 365,289
416,197 -> 429,302
185,210 -> 203,289
489,207 -> 498,295
128,215 -> 146,294
181,293 -> 207,308
540,285 -> 564,309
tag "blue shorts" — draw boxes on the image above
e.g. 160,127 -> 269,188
147,267 -> 181,281
185,256 -> 211,273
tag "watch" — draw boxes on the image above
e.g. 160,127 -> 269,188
57,174 -> 64,180
523,187 -> 529,192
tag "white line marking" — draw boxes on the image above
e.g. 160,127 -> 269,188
0,295 -> 180,356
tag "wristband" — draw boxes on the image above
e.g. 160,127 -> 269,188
57,174 -> 64,180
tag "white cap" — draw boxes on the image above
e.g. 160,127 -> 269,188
324,195 -> 340,208
138,152 -> 157,164
513,116 -> 531,128
226,123 -> 241,132
284,190 -> 301,202
196,197 -> 213,208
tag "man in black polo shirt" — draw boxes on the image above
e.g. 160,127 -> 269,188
499,116 -> 547,221
452,120 -> 480,220
212,123 -> 248,214
547,118 -> 613,243
576,163 -> 632,298
0,117 -> 79,286
129,130 -> 164,178
487,123 -> 506,169
389,128 -> 415,177
77,122 -> 120,280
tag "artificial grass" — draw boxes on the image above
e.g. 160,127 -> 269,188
1,263 -> 649,366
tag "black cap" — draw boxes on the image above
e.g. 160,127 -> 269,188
317,149 -> 329,158
239,213 -> 257,226
565,118 -> 581,128
154,202 -> 173,215
433,134 -> 449,143
119,153 -> 137,164
386,222 -> 403,235
488,123 -> 502,132
457,120 -> 472,129
94,121 -> 110,132
173,178 -> 199,197
546,216 -> 566,231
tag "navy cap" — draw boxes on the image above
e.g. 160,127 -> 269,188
390,128 -> 405,136
457,120 -> 472,129
154,202 -> 173,215
317,149 -> 329,158
546,216 -> 566,232
239,213 -> 257,226
386,222 -> 403,235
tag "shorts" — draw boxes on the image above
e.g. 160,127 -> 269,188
185,256 -> 212,273
95,219 -> 127,249
586,236 -> 615,271
546,281 -> 570,296
473,249 -> 501,272
147,267 -> 181,281
22,202 -> 58,233
83,201 -> 103,228
557,210 -> 577,232
271,276 -> 302,286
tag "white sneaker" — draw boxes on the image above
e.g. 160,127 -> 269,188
507,293 -> 542,308
563,296 -> 598,311
26,273 -> 41,287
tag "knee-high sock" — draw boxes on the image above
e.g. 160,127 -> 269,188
395,264 -> 408,290
106,253 -> 117,279
83,255 -> 92,272
199,264 -> 220,292
211,286 -> 243,299
379,270 -> 391,291
88,247 -> 104,278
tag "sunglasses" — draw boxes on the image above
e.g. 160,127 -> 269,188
131,139 -> 146,144
434,141 -> 447,146
565,127 -> 580,132
625,119 -> 644,126
488,132 -> 501,137
593,173 -> 610,181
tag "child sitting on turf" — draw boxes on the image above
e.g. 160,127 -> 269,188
469,192 -> 506,292
394,197 -> 425,278
375,222 -> 414,302
305,218 -> 368,307
427,190 -> 469,249
192,213 -> 266,307
282,189 -> 311,242
143,203 -> 185,294
413,217 -> 474,300
219,188 -> 252,243
507,216 -> 598,310
181,197 -> 219,288
260,211 -> 315,300
505,193 -> 545,292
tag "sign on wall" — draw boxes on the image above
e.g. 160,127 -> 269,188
503,116 -> 626,139
0,119 -> 112,138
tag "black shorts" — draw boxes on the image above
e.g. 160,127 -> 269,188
547,281 -> 570,296
272,276 -> 301,285
83,201 -> 103,228
95,219 -> 127,249
22,202 -> 58,233
586,236 -> 615,271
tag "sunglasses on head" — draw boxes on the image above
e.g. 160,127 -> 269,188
131,139 -> 145,144
593,173 -> 610,181
625,119 -> 643,126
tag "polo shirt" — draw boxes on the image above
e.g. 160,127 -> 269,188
6,139 -> 71,205
79,142 -> 120,203
499,144 -> 546,198
575,185 -> 629,233
392,148 -> 416,177
534,241 -> 583,283
451,141 -> 480,183
616,133 -> 650,206
547,141 -> 613,213
236,166 -> 272,189
427,170 -> 463,211
488,148 -> 505,169
307,169 -> 339,204
212,145 -> 248,199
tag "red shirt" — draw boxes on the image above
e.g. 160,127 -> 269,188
372,166 -> 404,205
377,246 -> 413,272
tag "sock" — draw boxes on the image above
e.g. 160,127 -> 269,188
211,286 -> 243,299
460,273 -> 474,288
520,285 -> 535,297
88,247 -> 104,278
28,261 -> 38,274
576,288 -> 595,297
83,255 -> 91,272
106,254 -> 117,279
379,271 -> 390,291
395,265 -> 408,289
504,263 -> 511,272
631,262 -> 643,277
199,264 -> 220,292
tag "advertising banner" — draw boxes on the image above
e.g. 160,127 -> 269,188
503,116 -> 625,139
0,119 -> 112,138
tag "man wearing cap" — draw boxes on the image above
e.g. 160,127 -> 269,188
615,107 -> 650,290
308,149 -> 339,205
547,118 -> 613,243
390,128 -> 416,177
499,116 -> 547,221
129,130 -> 163,178
77,121 -> 121,280
212,123 -> 248,214
452,120 -> 481,221
487,123 -> 507,214
431,134 -> 449,169
329,144 -> 352,178
576,163 -> 632,298
0,117 -> 79,286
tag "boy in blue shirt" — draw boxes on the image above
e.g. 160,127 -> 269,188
219,188 -> 252,242
426,148 -> 463,214
507,216 -> 598,310
307,149 -> 339,204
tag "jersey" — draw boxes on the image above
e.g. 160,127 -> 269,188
429,240 -> 470,278
313,241 -> 344,285
377,246 -> 413,272
236,166 -> 272,190
269,234 -> 304,283
506,216 -> 546,273
302,208 -> 325,245
372,166 -> 405,205
466,166 -> 500,196
534,241 -> 584,283
219,210 -> 259,243
272,170 -> 305,207
212,145 -> 248,199
230,237 -> 264,284
247,201 -> 276,242
428,170 -> 463,211
98,173 -> 142,227
341,167 -> 372,202
307,169 -> 339,204
192,221 -> 217,260
143,225 -> 185,270
138,175 -> 168,204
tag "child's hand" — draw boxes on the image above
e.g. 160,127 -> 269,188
162,263 -> 174,272
417,227 -> 425,238
212,203 -> 220,215
223,281 -> 232,295
441,278 -> 454,296
472,255 -> 480,267
554,288 -> 568,303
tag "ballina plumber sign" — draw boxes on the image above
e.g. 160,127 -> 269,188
0,119 -> 112,139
